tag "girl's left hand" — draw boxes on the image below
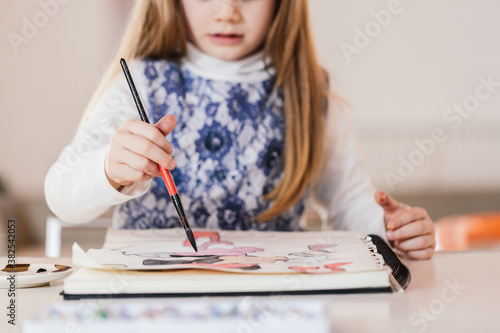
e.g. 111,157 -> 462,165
375,191 -> 436,260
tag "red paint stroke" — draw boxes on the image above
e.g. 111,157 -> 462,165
288,262 -> 351,273
324,262 -> 350,272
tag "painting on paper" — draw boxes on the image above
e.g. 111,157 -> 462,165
73,228 -> 384,274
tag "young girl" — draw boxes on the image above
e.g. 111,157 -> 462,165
45,0 -> 435,259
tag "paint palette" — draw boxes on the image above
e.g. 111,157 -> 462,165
23,299 -> 330,333
0,263 -> 73,288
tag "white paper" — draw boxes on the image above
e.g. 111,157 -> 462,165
72,228 -> 385,274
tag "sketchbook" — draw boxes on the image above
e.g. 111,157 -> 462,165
62,228 -> 410,299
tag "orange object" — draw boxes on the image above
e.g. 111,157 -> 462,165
436,213 -> 500,251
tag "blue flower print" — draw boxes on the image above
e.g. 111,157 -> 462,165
144,63 -> 158,81
217,195 -> 250,230
227,84 -> 248,115
195,121 -> 232,160
212,166 -> 229,183
189,197 -> 211,228
260,139 -> 283,176
226,83 -> 265,124
204,102 -> 220,118
160,63 -> 184,95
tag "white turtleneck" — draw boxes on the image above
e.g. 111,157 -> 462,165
183,43 -> 274,83
44,44 -> 386,237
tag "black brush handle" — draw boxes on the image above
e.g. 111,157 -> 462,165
120,58 -> 150,123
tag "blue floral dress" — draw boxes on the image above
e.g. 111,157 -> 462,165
114,59 -> 306,231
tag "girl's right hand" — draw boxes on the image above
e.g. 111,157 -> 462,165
105,114 -> 177,190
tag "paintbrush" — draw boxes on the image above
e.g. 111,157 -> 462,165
120,58 -> 197,252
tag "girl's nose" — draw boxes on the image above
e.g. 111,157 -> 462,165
213,0 -> 243,22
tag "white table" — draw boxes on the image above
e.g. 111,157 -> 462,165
2,250 -> 499,333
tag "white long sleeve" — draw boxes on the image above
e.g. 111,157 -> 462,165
44,61 -> 152,224
312,101 -> 386,237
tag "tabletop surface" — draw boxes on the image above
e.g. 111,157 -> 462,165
2,250 -> 500,333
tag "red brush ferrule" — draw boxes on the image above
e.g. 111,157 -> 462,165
159,166 -> 178,196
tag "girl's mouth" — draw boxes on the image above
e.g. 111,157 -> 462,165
209,33 -> 244,45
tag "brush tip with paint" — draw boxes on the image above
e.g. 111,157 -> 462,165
185,228 -> 197,252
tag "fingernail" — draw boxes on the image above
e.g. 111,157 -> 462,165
386,223 -> 393,230
169,160 -> 176,169
386,231 -> 394,240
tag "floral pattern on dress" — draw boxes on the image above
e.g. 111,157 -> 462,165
115,59 -> 306,231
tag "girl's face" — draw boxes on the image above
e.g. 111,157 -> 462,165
181,0 -> 276,61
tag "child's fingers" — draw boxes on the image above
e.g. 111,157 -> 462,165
375,190 -> 402,214
154,114 -> 177,138
386,217 -> 433,241
391,233 -> 435,252
119,131 -> 176,170
106,118 -> 177,187
105,147 -> 160,186
386,207 -> 428,230
125,119 -> 173,155
115,148 -> 162,178
376,193 -> 436,260
109,162 -> 155,183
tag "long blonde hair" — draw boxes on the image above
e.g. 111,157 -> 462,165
85,0 -> 328,222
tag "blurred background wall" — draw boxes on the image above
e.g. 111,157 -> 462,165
0,0 -> 498,249
0,0 -> 134,247
308,0 -> 500,218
